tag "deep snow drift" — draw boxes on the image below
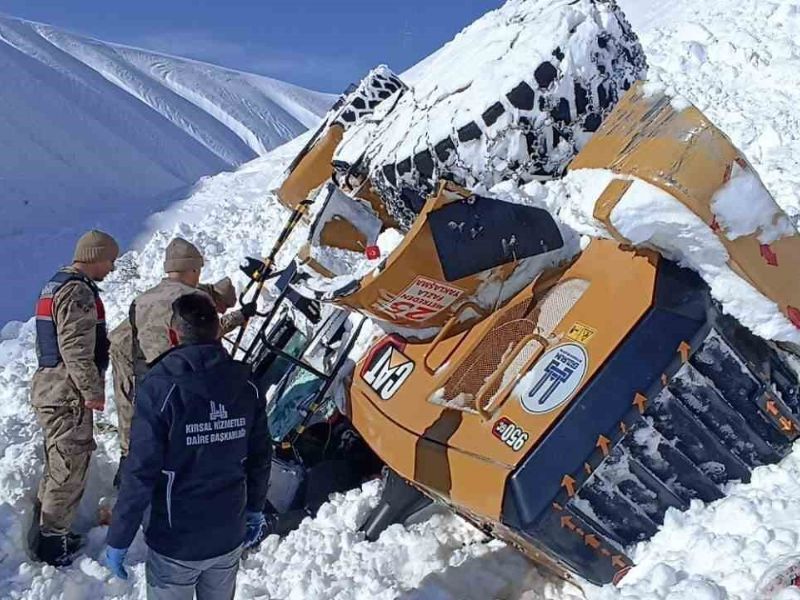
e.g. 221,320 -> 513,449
0,15 -> 333,323
1,0 -> 800,599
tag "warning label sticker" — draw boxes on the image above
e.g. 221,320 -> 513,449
567,322 -> 597,345
373,277 -> 464,323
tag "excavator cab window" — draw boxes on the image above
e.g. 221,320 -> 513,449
238,261 -> 366,446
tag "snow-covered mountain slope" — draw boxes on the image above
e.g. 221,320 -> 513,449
0,14 -> 333,324
1,0 -> 800,599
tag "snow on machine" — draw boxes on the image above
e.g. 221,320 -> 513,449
240,0 -> 800,587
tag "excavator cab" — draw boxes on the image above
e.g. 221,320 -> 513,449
237,262 -> 363,444
237,265 -> 381,532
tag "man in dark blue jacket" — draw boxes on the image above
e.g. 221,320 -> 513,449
105,293 -> 270,599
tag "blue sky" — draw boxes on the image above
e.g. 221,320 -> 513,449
0,0 -> 501,91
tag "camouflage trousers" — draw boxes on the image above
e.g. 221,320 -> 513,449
110,345 -> 135,457
33,401 -> 96,533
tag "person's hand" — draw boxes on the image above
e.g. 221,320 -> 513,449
241,302 -> 258,319
105,546 -> 129,580
244,510 -> 267,549
85,395 -> 105,411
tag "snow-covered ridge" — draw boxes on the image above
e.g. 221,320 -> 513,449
0,15 -> 333,167
0,14 -> 334,324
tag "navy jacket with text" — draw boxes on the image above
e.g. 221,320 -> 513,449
106,342 -> 270,560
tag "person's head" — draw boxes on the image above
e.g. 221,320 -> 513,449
72,230 -> 119,281
168,293 -> 220,347
210,277 -> 237,314
164,237 -> 204,287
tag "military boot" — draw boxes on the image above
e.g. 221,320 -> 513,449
35,530 -> 75,567
27,499 -> 42,558
66,532 -> 85,554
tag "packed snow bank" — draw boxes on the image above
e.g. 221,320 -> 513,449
616,0 -> 800,228
0,15 -> 333,324
589,450 -> 800,600
492,167 -> 800,346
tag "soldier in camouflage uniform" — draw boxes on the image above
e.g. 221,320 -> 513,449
110,275 -> 250,472
110,240 -> 255,483
130,237 -> 207,374
108,320 -> 135,463
30,230 -> 119,566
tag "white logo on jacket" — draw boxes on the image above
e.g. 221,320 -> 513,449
209,401 -> 229,421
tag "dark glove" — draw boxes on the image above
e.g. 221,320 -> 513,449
105,546 -> 129,580
290,292 -> 321,324
241,302 -> 258,319
244,510 -> 268,549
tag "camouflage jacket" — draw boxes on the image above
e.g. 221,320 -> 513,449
109,319 -> 133,366
126,281 -> 245,373
32,268 -> 106,403
130,279 -> 207,369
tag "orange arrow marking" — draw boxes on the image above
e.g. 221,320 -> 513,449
722,163 -> 733,184
760,244 -> 779,267
561,475 -> 577,497
612,555 -> 628,569
678,341 -> 691,363
560,516 -> 576,531
789,306 -> 800,329
779,417 -> 795,432
766,399 -> 779,416
633,393 -> 647,414
596,435 -> 611,457
585,534 -> 601,549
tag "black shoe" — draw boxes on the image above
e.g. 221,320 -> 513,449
35,531 -> 75,567
27,499 -> 42,558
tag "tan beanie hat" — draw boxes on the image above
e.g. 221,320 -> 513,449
212,277 -> 237,309
163,237 -> 204,273
73,230 -> 119,264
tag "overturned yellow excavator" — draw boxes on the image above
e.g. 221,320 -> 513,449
269,80 -> 800,585
254,2 -> 800,586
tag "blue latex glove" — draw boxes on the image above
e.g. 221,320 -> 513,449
244,510 -> 267,549
105,546 -> 129,580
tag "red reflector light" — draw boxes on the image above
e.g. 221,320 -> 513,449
365,245 -> 381,260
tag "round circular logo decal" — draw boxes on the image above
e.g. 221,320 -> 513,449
517,343 -> 589,414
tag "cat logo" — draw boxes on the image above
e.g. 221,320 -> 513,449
362,343 -> 415,400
